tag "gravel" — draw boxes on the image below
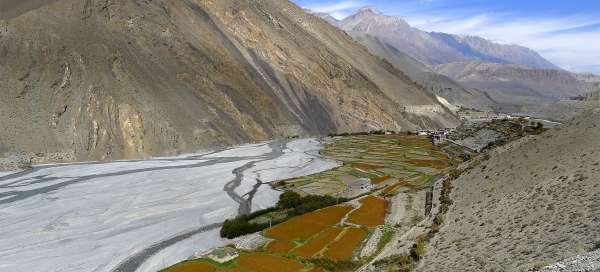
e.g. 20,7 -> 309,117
533,250 -> 600,272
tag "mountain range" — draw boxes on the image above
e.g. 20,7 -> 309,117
0,0 -> 456,163
315,7 -> 600,111
332,7 -> 558,69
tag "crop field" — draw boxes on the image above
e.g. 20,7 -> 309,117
347,196 -> 388,227
264,205 -> 353,242
236,254 -> 305,272
278,135 -> 450,197
292,226 -> 344,258
324,228 -> 368,261
265,240 -> 296,253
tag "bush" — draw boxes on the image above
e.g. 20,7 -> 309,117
411,235 -> 427,260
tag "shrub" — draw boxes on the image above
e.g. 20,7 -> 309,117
593,240 -> 600,250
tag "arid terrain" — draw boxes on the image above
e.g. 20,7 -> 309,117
0,0 -> 456,167
1,1 -> 599,272
418,110 -> 600,271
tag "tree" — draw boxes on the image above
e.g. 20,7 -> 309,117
277,191 -> 302,209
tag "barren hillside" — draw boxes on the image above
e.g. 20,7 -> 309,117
434,61 -> 600,108
418,110 -> 600,271
0,0 -> 456,164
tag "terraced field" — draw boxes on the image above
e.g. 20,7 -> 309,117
278,135 -> 450,197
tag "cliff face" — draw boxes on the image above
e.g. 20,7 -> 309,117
0,0 -> 457,163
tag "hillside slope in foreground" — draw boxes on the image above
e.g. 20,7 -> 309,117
419,109 -> 600,271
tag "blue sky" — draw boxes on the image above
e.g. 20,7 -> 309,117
293,0 -> 600,74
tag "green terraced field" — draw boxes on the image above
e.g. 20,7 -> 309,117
277,135 -> 450,197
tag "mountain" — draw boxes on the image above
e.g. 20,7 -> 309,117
348,32 -> 498,111
418,109 -> 600,271
336,7 -> 558,69
433,61 -> 600,109
0,0 -> 457,164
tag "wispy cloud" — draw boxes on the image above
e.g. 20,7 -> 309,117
305,0 -> 364,19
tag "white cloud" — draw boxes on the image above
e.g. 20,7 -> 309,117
308,0 -> 364,14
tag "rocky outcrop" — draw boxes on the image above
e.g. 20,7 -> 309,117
0,0 -> 457,164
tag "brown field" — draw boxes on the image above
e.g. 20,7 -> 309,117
237,254 -> 305,272
347,196 -> 388,227
265,240 -> 296,253
351,162 -> 385,170
407,159 -> 448,169
265,205 -> 353,242
217,269 -> 243,272
370,175 -> 392,184
292,226 -> 343,258
166,261 -> 215,272
324,228 -> 368,260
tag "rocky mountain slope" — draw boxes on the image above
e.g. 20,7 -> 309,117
0,0 -> 457,164
350,33 -> 498,111
333,7 -> 557,69
434,61 -> 600,109
418,110 -> 600,271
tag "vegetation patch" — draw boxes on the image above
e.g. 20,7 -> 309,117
324,228 -> 368,261
351,162 -> 385,170
293,227 -> 344,258
370,175 -> 392,184
265,240 -> 296,253
265,205 -> 353,242
347,196 -> 388,227
236,253 -> 305,272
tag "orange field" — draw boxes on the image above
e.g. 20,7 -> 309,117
217,269 -> 242,272
351,162 -> 385,170
166,261 -> 215,272
236,254 -> 305,272
347,196 -> 388,227
324,228 -> 368,260
370,175 -> 392,184
265,205 -> 353,242
265,240 -> 296,253
292,226 -> 343,258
